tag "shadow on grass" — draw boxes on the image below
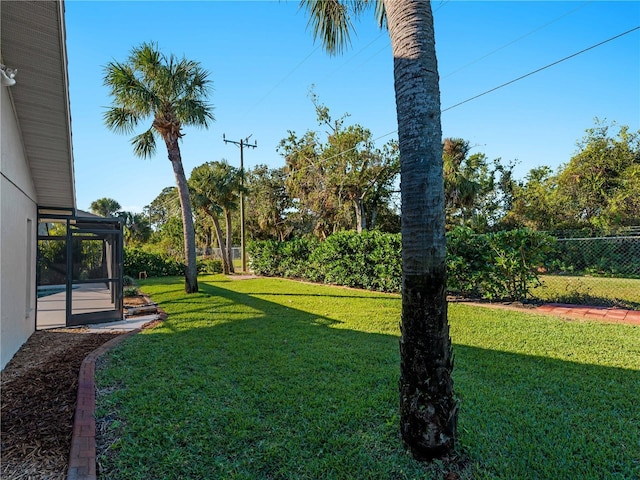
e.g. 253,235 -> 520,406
453,344 -> 640,479
540,293 -> 640,310
98,279 -> 640,480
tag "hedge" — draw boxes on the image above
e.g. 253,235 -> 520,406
248,228 -> 555,300
123,247 -> 185,278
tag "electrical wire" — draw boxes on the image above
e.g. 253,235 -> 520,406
442,25 -> 640,113
441,1 -> 592,79
242,0 -> 453,120
239,46 -> 321,121
294,24 -> 640,166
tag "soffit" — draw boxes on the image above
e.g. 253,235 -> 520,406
1,0 -> 75,209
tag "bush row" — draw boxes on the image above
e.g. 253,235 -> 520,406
447,227 -> 555,300
123,248 -> 224,278
248,228 -> 555,300
123,247 -> 185,278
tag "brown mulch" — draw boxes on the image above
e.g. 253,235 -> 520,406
0,295 -> 153,479
1,329 -> 120,479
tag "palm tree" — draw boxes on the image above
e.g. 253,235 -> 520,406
89,197 -> 121,217
117,211 -> 152,246
189,161 -> 242,275
443,137 -> 482,225
301,0 -> 457,459
103,42 -> 214,293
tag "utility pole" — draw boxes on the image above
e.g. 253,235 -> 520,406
223,133 -> 257,273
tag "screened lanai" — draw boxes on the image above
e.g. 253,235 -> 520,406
36,208 -> 123,329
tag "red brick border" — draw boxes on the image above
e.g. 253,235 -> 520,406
67,330 -> 140,480
535,303 -> 640,325
67,299 -> 168,480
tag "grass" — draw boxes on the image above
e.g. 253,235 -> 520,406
96,275 -> 640,479
534,274 -> 640,309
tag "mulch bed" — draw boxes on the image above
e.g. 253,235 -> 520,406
1,295 -> 155,479
1,329 -> 120,479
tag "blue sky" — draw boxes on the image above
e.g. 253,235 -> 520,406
65,1 -> 640,214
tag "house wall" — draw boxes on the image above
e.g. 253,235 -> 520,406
1,86 -> 38,370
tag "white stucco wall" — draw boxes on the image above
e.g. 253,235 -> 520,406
1,86 -> 38,370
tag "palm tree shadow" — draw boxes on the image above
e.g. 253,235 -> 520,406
453,344 -> 640,477
106,280 -> 639,478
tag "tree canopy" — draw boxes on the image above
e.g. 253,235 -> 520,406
278,95 -> 399,237
506,120 -> 640,233
89,197 -> 121,217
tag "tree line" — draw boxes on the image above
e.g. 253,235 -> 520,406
95,118 -> 638,265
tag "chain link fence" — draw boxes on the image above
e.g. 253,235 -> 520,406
197,247 -> 241,260
556,235 -> 640,277
535,227 -> 640,309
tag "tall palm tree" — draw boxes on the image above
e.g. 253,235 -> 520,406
103,42 -> 214,293
301,0 -> 457,459
189,161 -> 242,274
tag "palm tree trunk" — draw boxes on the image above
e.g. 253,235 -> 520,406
354,197 -> 367,233
208,213 -> 229,274
224,208 -> 235,273
385,0 -> 457,460
165,137 -> 199,293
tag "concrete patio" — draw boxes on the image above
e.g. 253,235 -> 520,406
37,284 -> 159,331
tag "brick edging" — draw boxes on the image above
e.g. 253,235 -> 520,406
461,301 -> 640,326
535,303 -> 640,325
66,329 -> 140,480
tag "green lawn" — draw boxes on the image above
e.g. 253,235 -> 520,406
96,275 -> 640,479
534,274 -> 640,309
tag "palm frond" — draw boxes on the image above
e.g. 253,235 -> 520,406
104,61 -> 155,117
131,128 -> 157,159
176,99 -> 215,127
103,107 -> 140,134
300,0 -> 353,56
373,0 -> 386,29
131,42 -> 163,81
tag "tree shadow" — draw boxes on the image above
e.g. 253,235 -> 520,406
453,344 -> 640,479
99,279 -> 639,479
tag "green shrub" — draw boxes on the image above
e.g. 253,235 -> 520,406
310,231 -> 401,292
247,237 -> 318,278
197,258 -> 224,274
446,226 -> 492,298
123,247 -> 184,278
124,286 -> 140,297
248,228 -> 554,300
123,275 -> 137,287
485,229 -> 556,300
279,237 -> 319,278
247,240 -> 283,277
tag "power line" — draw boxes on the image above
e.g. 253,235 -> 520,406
441,1 -> 592,79
294,25 -> 640,166
241,0 -> 455,121
325,30 -> 387,77
239,46 -> 321,121
434,1 -> 452,13
442,25 -> 640,113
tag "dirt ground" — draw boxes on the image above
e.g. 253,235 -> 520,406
0,296 -> 150,480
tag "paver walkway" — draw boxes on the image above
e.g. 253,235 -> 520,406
535,303 -> 640,325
